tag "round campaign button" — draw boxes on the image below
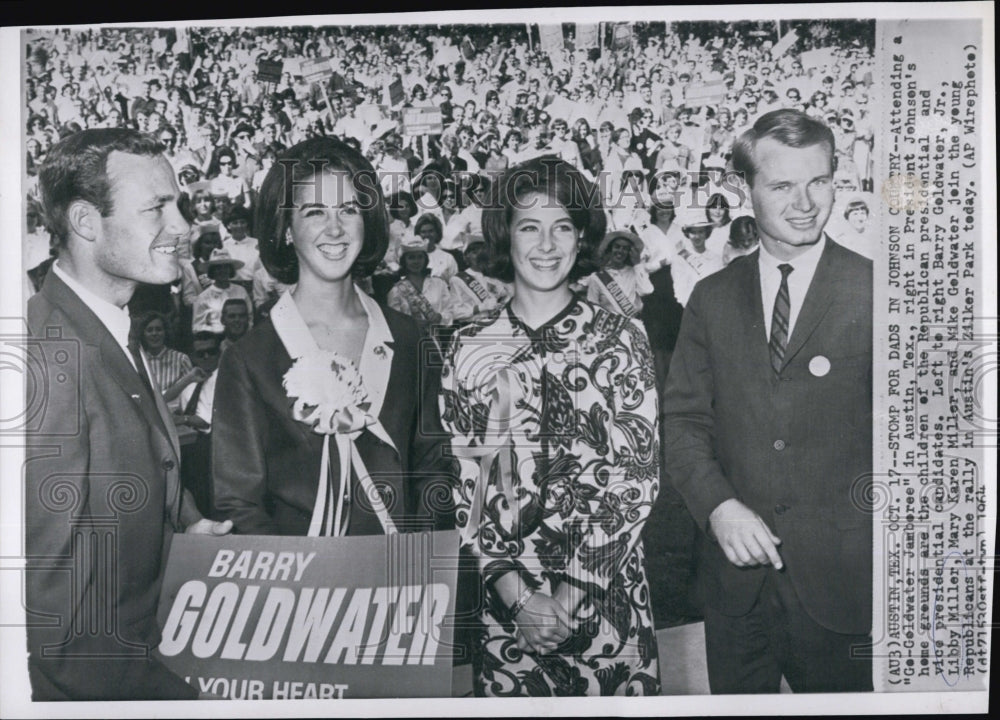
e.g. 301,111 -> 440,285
809,355 -> 831,377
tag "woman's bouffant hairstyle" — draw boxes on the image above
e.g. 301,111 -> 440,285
255,137 -> 389,284
481,155 -> 603,283
413,213 -> 443,242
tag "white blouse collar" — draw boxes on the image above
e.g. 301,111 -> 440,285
270,287 -> 395,419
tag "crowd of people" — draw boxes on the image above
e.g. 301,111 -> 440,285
24,22 -> 877,332
22,19 -> 878,700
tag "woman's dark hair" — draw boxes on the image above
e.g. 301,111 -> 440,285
133,310 -> 173,351
255,136 -> 389,284
413,162 -> 447,203
388,191 -> 418,223
705,193 -> 732,225
620,169 -> 645,192
463,239 -> 488,268
844,199 -> 870,219
225,204 -> 252,229
208,262 -> 235,281
413,212 -> 443,243
192,230 -> 222,258
440,178 -> 464,210
481,155 -> 603,283
397,247 -> 431,278
207,146 -> 236,178
648,171 -> 679,225
728,215 -> 758,250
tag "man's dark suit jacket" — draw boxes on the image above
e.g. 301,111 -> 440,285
25,271 -> 203,700
663,239 -> 873,635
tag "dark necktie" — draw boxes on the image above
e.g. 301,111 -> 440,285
769,264 -> 793,374
184,381 -> 205,416
128,343 -> 157,398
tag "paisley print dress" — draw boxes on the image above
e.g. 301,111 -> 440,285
440,297 -> 661,696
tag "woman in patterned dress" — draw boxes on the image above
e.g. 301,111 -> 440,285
440,156 -> 661,696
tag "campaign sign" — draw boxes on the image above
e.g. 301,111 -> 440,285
800,46 -> 838,70
156,531 -> 459,699
771,29 -> 800,58
539,24 -> 565,56
575,23 -> 599,49
387,78 -> 406,107
301,56 -> 334,84
612,23 -> 633,50
256,59 -> 284,84
402,106 -> 444,136
684,79 -> 729,107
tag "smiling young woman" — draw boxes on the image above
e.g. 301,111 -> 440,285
439,156 -> 661,696
211,137 -> 453,539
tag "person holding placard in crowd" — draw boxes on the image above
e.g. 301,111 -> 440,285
212,136 -> 451,537
440,157 -> 660,696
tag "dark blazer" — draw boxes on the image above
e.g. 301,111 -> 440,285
663,239 -> 873,635
211,306 -> 453,536
24,271 -> 202,701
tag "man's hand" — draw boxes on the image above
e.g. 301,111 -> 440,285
708,499 -> 783,570
513,592 -> 573,655
186,415 -> 211,431
189,366 -> 210,384
186,518 -> 233,535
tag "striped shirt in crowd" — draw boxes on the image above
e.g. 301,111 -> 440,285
143,347 -> 193,407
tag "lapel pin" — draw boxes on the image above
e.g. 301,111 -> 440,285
809,355 -> 831,377
131,394 -> 141,401
374,345 -> 386,358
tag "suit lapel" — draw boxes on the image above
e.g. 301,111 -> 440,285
43,272 -> 182,515
43,274 -> 156,428
735,252 -> 773,376
100,337 -> 174,441
781,238 -> 838,368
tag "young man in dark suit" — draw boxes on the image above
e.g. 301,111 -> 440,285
663,109 -> 873,693
26,128 -> 232,701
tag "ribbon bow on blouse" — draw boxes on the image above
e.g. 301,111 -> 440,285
271,290 -> 399,537
452,351 -> 533,542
